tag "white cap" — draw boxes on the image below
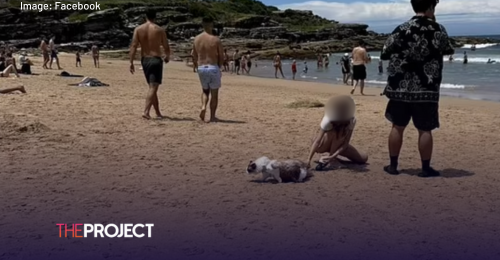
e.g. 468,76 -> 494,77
344,53 -> 349,56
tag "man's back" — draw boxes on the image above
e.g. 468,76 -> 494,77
134,22 -> 166,58
352,47 -> 367,66
193,32 -> 223,67
381,16 -> 454,102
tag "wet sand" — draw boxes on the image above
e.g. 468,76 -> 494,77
1,54 -> 499,260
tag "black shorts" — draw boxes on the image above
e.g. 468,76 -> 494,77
342,67 -> 350,74
141,56 -> 163,85
234,59 -> 240,68
385,100 -> 440,131
51,50 -> 58,59
352,65 -> 366,80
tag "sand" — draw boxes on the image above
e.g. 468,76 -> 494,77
1,54 -> 499,260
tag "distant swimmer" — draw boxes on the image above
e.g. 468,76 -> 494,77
487,59 -> 496,64
91,44 -> 99,68
378,60 -> 383,74
351,40 -> 369,95
471,44 -> 476,51
340,53 -> 350,84
291,59 -> 297,80
463,51 -> 468,64
303,61 -> 308,74
273,52 -> 285,78
129,10 -> 170,120
448,55 -> 454,62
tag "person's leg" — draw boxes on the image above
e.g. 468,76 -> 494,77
274,66 -> 278,78
384,100 -> 412,175
279,66 -> 285,78
56,56 -> 61,69
143,83 -> 159,119
0,85 -> 26,94
2,65 -> 19,77
200,88 -> 209,121
197,67 -> 210,122
360,66 -> 367,95
413,103 -> 440,177
93,57 -> 97,67
42,54 -> 48,69
340,144 -> 368,164
293,72 -> 296,80
209,89 -> 219,122
97,57 -> 99,68
208,68 -> 221,122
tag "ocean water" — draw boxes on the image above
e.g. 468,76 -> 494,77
249,38 -> 500,102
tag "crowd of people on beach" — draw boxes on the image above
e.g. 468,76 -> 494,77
1,0 -> 453,178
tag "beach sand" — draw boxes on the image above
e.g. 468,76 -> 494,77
1,54 -> 499,259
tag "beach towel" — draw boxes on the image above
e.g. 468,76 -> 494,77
69,77 -> 109,87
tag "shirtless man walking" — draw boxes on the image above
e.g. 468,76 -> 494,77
192,17 -> 224,123
350,40 -> 369,95
49,37 -> 62,70
129,10 -> 170,120
39,38 -> 49,69
91,44 -> 99,68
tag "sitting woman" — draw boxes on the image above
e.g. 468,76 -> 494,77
19,51 -> 33,74
307,95 -> 368,170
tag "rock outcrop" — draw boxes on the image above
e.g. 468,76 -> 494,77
0,1 -> 497,59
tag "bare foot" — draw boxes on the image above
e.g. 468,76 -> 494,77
209,117 -> 219,123
19,86 -> 26,93
142,114 -> 151,120
199,109 -> 206,122
350,89 -> 355,95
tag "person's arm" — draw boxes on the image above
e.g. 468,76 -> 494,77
217,38 -> 224,68
380,27 -> 401,60
161,30 -> 170,62
320,119 -> 356,162
129,28 -> 139,64
307,129 -> 326,167
191,47 -> 198,67
439,25 -> 455,56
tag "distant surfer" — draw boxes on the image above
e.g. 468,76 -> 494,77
471,44 -> 476,51
463,51 -> 468,64
487,58 -> 496,64
378,60 -> 383,74
448,55 -> 454,62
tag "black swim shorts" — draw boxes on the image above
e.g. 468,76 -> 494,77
234,59 -> 240,67
141,56 -> 163,85
352,64 -> 366,80
342,67 -> 350,74
51,50 -> 58,58
385,100 -> 440,131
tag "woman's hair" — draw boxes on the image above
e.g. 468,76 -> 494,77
331,120 -> 351,139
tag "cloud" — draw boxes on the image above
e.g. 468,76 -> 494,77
276,0 -> 500,35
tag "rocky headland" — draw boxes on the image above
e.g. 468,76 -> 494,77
0,0 -> 498,59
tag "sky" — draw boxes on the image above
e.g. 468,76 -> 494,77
262,0 -> 500,36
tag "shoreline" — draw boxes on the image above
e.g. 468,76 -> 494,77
243,72 -> 500,103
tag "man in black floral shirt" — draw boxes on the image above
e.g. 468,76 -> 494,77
380,0 -> 454,177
